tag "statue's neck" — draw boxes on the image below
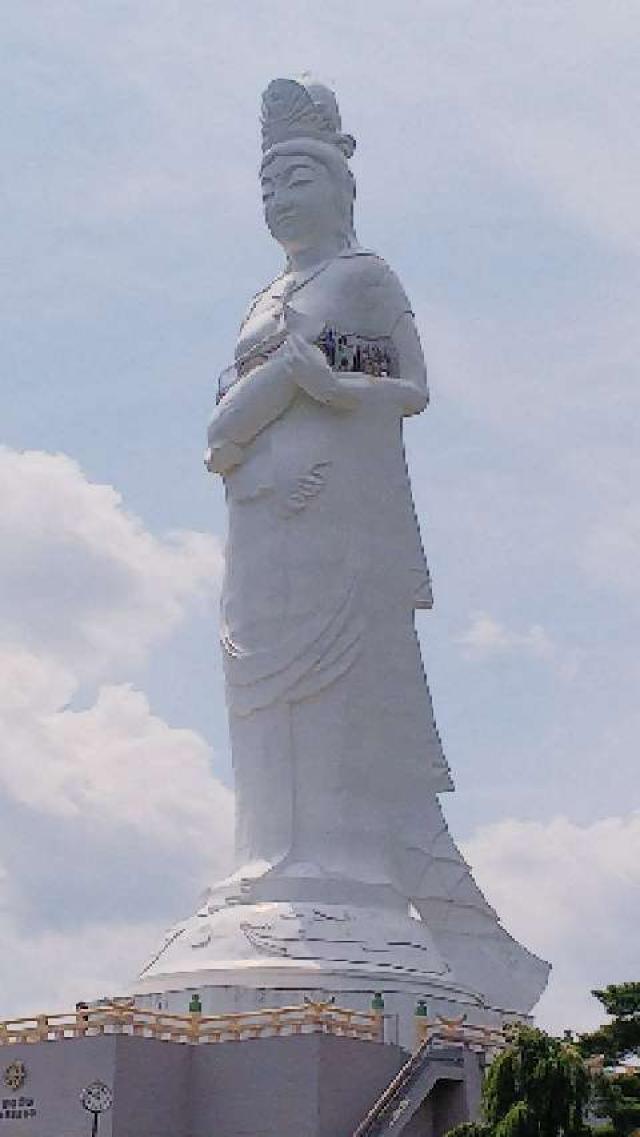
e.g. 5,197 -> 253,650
285,236 -> 348,273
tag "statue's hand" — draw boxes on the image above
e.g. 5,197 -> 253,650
204,439 -> 244,475
284,334 -> 356,410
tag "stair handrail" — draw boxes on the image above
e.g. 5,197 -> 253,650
350,1037 -> 433,1137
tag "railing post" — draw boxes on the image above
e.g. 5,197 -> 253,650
414,1000 -> 429,1049
371,993 -> 385,1042
75,1006 -> 89,1037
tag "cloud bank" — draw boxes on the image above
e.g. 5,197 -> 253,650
464,813 -> 640,1034
1,0 -> 638,1033
0,447 -> 636,1037
0,449 -> 233,1016
0,447 -> 222,677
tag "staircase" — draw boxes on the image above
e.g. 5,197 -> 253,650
350,1040 -> 467,1137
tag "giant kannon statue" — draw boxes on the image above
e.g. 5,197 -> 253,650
137,78 -> 548,1030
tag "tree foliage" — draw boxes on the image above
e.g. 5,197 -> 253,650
447,1026 -> 590,1137
589,1072 -> 640,1137
579,983 -> 640,1066
578,982 -> 640,1137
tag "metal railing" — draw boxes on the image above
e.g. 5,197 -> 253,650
0,1000 -> 382,1047
350,1019 -> 507,1137
415,1014 -> 507,1056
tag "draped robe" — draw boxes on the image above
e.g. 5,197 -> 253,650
211,248 -> 491,920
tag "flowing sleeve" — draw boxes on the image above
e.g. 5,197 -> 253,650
328,253 -> 430,417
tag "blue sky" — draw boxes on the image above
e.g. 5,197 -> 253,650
1,1 -> 638,1032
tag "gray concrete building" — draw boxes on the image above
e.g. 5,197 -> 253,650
0,1025 -> 484,1136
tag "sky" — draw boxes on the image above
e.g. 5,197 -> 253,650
1,0 -> 639,1034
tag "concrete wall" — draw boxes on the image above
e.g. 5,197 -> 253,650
192,1034 -> 320,1137
0,1032 -> 481,1137
0,1035 -> 117,1137
112,1036 -> 189,1137
317,1036 -> 408,1137
191,1034 -> 407,1137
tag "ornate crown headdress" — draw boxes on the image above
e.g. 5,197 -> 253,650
261,77 -> 356,158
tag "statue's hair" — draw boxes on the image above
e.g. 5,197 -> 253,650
260,138 -> 357,246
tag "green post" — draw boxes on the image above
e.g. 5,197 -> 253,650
415,999 -> 429,1048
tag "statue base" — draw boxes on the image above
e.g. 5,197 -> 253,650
132,898 -> 526,1049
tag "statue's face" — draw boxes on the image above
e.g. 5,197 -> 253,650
261,153 -> 341,253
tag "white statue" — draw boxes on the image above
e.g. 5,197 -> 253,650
136,79 -> 548,1024
203,77 -> 547,1008
206,76 -> 451,888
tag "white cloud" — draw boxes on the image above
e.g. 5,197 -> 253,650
457,612 -> 553,658
0,449 -> 233,1013
0,665 -> 232,836
0,447 -> 222,680
0,916 -> 164,1020
0,656 -> 234,935
1,1 -> 638,1034
463,813 -> 640,1033
456,612 -> 578,678
0,646 -> 75,715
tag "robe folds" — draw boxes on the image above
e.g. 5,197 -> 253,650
214,249 -> 478,903
205,246 -> 551,1014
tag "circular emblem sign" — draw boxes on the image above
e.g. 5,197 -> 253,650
80,1081 -> 113,1114
4,1061 -> 27,1091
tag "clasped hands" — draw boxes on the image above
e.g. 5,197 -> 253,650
206,333 -> 357,475
281,333 -> 358,411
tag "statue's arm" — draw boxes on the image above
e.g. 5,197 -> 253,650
290,311 -> 429,418
206,350 -> 296,473
288,258 -> 429,417
367,309 -> 430,415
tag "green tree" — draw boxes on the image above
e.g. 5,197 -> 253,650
447,1026 -> 590,1137
579,982 -> 640,1137
579,983 -> 640,1067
